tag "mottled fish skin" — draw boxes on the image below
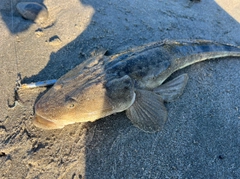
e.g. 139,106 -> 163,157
105,40 -> 240,89
33,40 -> 240,132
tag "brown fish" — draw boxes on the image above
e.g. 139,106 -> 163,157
33,40 -> 240,132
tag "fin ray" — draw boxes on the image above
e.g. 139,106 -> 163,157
154,74 -> 189,102
126,90 -> 167,132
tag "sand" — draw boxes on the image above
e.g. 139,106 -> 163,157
1,0 -> 240,178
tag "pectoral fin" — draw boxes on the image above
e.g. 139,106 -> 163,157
126,90 -> 167,133
154,74 -> 189,102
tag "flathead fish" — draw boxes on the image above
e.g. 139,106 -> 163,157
33,40 -> 240,132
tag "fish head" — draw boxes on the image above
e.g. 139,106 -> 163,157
33,73 -> 136,130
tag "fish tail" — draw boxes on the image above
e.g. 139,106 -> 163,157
174,51 -> 240,70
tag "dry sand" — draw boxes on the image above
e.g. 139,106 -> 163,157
1,0 -> 240,178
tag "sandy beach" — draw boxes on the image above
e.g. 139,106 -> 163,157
1,0 -> 240,178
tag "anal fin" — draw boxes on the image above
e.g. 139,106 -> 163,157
154,74 -> 189,102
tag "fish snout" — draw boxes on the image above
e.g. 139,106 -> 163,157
33,98 -> 65,129
33,114 -> 64,129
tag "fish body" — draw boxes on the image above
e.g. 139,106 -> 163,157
33,40 -> 240,132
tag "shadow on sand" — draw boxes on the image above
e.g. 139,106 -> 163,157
3,0 -> 240,178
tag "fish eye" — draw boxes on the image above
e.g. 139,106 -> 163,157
65,97 -> 77,109
68,103 -> 75,108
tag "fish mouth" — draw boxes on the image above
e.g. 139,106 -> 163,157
33,114 -> 64,130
